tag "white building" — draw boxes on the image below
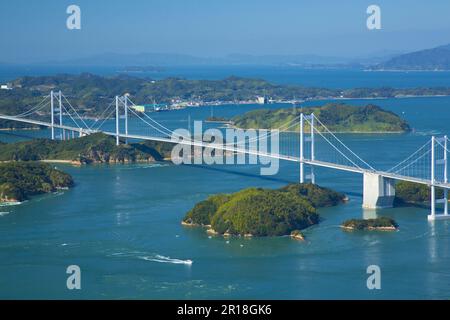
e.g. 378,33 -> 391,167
256,96 -> 267,104
0,84 -> 12,90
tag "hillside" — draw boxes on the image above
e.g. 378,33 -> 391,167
232,103 -> 411,133
0,133 -> 173,164
371,44 -> 450,71
183,183 -> 345,237
0,162 -> 73,203
394,181 -> 444,205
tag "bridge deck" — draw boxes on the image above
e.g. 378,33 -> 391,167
2,115 -> 450,189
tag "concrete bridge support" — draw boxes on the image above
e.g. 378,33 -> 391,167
362,172 -> 396,209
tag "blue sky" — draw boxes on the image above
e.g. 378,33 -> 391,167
1,0 -> 450,63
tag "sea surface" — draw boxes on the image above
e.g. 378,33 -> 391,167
0,67 -> 449,299
3,64 -> 450,88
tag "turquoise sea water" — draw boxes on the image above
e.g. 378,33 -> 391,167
0,68 -> 450,299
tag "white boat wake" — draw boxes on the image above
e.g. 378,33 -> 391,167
0,201 -> 23,207
109,251 -> 193,265
138,254 -> 193,265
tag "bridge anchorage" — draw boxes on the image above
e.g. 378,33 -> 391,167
0,91 -> 449,221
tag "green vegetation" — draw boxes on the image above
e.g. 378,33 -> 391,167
183,194 -> 231,226
0,133 -> 173,163
183,183 -> 346,237
232,103 -> 411,133
0,162 -> 73,202
394,181 -> 444,205
279,183 -> 346,207
341,217 -> 398,231
1,73 -> 450,127
210,188 -> 318,236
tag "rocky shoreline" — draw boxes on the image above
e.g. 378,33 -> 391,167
0,162 -> 74,204
182,220 -> 306,240
341,225 -> 397,231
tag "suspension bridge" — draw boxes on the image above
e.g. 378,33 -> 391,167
0,91 -> 449,221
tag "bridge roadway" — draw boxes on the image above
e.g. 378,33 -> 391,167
1,114 -> 450,190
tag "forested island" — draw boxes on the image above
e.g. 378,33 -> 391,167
0,162 -> 73,203
182,183 -> 346,239
394,181 -> 444,205
232,103 -> 411,133
0,133 -> 173,164
341,217 -> 398,231
1,73 -> 450,127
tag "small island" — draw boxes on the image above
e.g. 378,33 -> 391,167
341,217 -> 398,231
232,103 -> 411,133
0,133 -> 173,164
0,162 -> 74,203
182,183 -> 346,239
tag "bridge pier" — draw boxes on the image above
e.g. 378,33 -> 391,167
362,172 -> 396,209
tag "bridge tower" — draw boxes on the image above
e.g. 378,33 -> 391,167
50,90 -> 55,140
113,95 -> 131,145
299,113 -> 315,184
429,135 -> 450,220
115,96 -> 120,146
299,113 -> 304,183
310,113 -> 315,184
123,95 -> 128,145
445,136 -> 449,216
58,91 -> 65,140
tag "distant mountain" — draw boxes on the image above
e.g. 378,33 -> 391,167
371,44 -> 450,71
